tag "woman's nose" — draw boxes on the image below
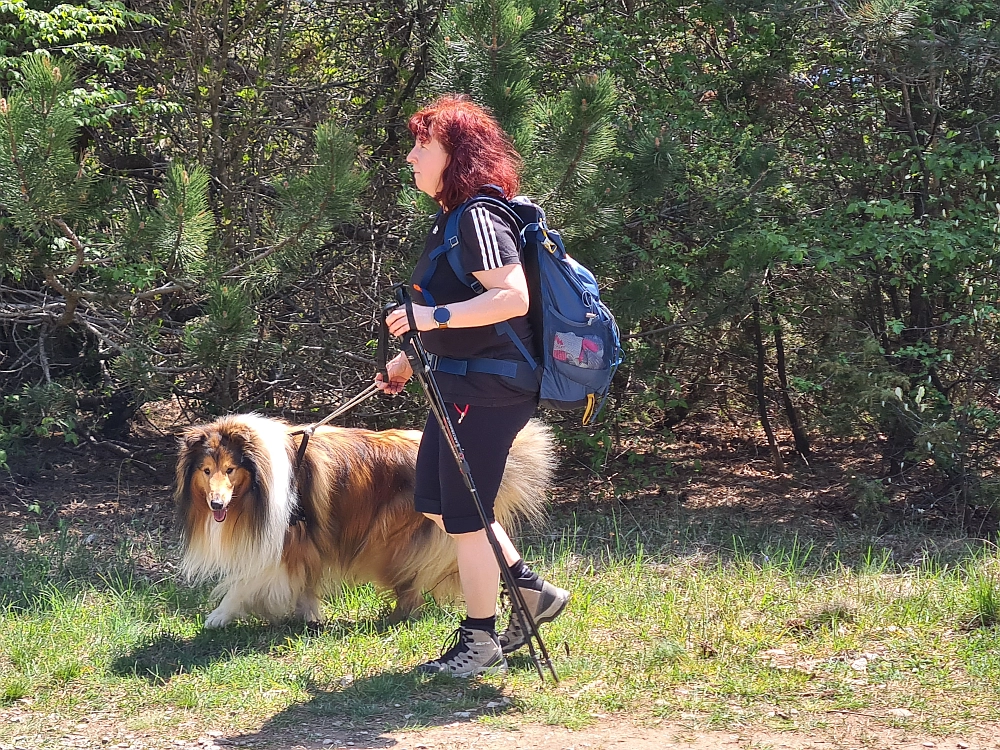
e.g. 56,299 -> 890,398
406,147 -> 417,164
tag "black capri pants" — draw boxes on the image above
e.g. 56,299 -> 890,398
413,399 -> 537,534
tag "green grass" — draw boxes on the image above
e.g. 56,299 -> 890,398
3,506 -> 1000,747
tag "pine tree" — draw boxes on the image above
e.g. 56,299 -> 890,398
427,0 -> 622,252
0,56 -> 366,429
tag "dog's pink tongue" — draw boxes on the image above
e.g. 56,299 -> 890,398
213,508 -> 227,523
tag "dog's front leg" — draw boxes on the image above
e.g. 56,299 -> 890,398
204,586 -> 249,628
294,590 -> 322,625
387,584 -> 425,624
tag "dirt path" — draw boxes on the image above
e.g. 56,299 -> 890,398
7,709 -> 998,750
226,715 -> 1000,750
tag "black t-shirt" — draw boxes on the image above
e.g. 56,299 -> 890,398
409,200 -> 539,406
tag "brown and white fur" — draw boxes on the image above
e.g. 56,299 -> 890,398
174,413 -> 554,628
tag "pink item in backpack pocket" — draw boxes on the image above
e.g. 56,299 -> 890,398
552,331 -> 605,369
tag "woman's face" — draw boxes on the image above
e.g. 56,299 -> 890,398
406,126 -> 449,202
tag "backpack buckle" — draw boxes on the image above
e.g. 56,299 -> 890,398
541,227 -> 557,253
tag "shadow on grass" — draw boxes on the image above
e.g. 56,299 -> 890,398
111,620 -> 513,748
0,506 -> 185,615
528,495 -> 992,577
227,666 -> 510,749
0,533 -> 145,614
0,530 -> 205,618
109,617 -> 405,683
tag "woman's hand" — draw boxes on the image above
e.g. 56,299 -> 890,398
385,304 -> 434,337
374,352 -> 413,395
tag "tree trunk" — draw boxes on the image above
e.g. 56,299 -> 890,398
770,302 -> 810,457
751,299 -> 784,473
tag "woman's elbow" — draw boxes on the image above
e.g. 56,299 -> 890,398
512,290 -> 530,317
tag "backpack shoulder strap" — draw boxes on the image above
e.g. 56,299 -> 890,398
443,195 -> 538,369
441,201 -> 482,293
443,195 -> 523,293
415,209 -> 450,306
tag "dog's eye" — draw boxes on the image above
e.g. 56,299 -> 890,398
203,468 -> 210,475
226,467 -> 234,475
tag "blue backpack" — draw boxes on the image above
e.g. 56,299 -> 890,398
417,192 -> 622,425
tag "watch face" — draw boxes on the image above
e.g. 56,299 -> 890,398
433,307 -> 451,324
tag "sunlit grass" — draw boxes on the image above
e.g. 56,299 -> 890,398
2,506 -> 1000,747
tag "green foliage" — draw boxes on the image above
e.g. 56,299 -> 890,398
0,383 -> 79,459
182,283 -> 257,369
149,163 -> 213,281
428,0 -> 621,243
527,72 -> 621,241
0,0 -> 160,128
0,52 -> 367,442
267,121 -> 368,282
848,475 -> 891,526
0,56 -> 86,226
0,0 -> 152,72
432,0 -> 556,151
849,0 -> 925,42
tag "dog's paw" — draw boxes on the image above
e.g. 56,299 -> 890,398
294,595 -> 322,624
204,608 -> 236,629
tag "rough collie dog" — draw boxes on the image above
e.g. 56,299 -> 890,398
174,414 -> 554,628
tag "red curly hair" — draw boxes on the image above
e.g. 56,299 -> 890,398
408,95 -> 521,210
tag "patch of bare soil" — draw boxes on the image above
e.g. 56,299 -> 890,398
552,414 -> 985,538
4,710 -> 998,750
0,404 -> 180,536
274,714 -> 1000,750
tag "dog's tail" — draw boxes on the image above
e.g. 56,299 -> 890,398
494,418 -> 556,531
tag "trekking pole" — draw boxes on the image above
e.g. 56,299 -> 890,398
379,284 -> 558,683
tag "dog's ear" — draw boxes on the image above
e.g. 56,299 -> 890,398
224,423 -> 256,450
180,428 -> 207,451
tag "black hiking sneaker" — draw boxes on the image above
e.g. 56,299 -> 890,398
416,625 -> 508,678
498,579 -> 570,655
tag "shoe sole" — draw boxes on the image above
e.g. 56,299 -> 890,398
463,661 -> 508,678
417,658 -> 508,678
502,588 -> 570,655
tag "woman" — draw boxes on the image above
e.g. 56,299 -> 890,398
375,95 -> 570,677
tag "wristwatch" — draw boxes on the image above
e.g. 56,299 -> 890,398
432,306 -> 451,329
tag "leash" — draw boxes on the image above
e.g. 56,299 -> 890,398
383,283 -> 559,684
286,326 -> 394,526
289,382 -> 381,469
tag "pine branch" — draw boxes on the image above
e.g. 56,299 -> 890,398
52,218 -> 85,275
554,124 -> 592,199
40,268 -> 84,325
166,178 -> 191,277
2,98 -> 34,213
220,194 -> 330,278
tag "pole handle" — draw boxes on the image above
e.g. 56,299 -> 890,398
378,282 -> 414,382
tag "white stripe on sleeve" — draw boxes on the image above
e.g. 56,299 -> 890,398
471,207 -> 502,269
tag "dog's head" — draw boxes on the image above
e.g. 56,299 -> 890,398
176,422 -> 259,525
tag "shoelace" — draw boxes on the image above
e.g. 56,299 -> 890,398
434,626 -> 473,662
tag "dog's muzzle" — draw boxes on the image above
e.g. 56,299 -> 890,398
209,496 -> 228,523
